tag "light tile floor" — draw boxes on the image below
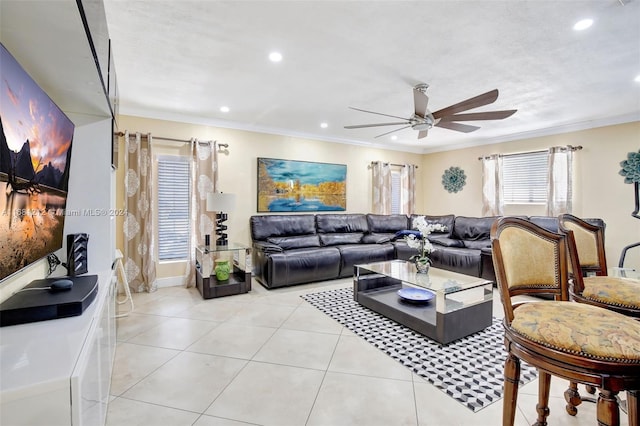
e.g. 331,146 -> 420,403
107,278 -> 629,426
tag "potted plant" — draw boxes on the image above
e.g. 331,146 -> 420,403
405,216 -> 447,273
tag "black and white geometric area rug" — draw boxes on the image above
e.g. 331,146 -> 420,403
301,287 -> 537,412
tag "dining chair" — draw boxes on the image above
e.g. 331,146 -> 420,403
558,213 -> 640,416
558,213 -> 640,316
490,216 -> 640,426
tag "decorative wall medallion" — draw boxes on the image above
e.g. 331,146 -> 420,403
442,166 -> 467,193
619,150 -> 640,184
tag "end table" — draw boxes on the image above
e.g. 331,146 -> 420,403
195,243 -> 251,299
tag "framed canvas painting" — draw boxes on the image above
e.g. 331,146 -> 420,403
257,158 -> 347,212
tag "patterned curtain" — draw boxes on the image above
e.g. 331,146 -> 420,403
546,146 -> 574,216
400,164 -> 416,214
372,161 -> 392,214
481,154 -> 504,216
123,132 -> 156,292
183,140 -> 218,288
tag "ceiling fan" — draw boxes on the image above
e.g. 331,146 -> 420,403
344,84 -> 517,139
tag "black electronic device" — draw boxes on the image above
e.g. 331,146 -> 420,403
0,275 -> 98,327
50,278 -> 74,291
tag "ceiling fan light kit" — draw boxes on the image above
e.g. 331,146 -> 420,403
345,84 -> 517,140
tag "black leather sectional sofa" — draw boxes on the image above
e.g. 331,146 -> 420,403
249,213 -> 604,289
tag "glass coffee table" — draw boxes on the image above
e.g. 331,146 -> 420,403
354,260 -> 494,344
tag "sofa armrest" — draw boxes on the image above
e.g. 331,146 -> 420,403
253,241 -> 284,253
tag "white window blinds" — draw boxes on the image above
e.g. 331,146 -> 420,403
502,151 -> 548,204
391,170 -> 401,214
157,156 -> 191,261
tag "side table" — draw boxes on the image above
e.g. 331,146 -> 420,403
195,243 -> 251,299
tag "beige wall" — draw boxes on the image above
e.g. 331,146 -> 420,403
115,115 -> 424,280
116,116 -> 639,279
421,121 -> 640,269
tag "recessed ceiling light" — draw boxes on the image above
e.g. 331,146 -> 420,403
320,122 -> 328,129
391,135 -> 398,141
573,18 -> 593,31
635,75 -> 640,83
220,106 -> 230,113
269,51 -> 283,62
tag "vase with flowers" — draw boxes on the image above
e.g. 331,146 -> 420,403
405,216 -> 447,273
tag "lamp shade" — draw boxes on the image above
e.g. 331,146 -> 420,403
206,192 -> 236,212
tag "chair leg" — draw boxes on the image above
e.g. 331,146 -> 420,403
596,389 -> 620,426
564,381 -> 581,416
534,371 -> 551,426
503,353 -> 520,426
627,390 -> 638,426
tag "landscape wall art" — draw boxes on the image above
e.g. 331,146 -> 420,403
257,158 -> 346,212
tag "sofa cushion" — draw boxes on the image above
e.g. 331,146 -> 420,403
337,244 -> 395,277
528,216 -> 559,233
266,247 -> 341,288
367,214 -> 409,233
431,247 -> 482,277
452,216 -> 498,241
463,239 -> 492,250
362,233 -> 392,244
316,214 -> 369,233
267,235 -> 321,250
250,214 -> 316,240
320,233 -> 364,246
428,235 -> 465,248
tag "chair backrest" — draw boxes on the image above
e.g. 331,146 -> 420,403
558,214 -> 607,276
490,217 -> 570,325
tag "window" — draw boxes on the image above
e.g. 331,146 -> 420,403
502,151 -> 548,204
157,156 -> 191,260
391,170 -> 401,214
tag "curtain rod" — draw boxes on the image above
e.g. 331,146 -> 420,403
114,131 -> 216,146
370,161 -> 419,169
478,145 -> 583,161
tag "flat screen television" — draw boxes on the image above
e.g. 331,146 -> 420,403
0,42 -> 74,281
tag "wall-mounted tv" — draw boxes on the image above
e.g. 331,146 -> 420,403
0,43 -> 75,281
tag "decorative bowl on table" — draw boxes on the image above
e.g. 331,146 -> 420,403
397,287 -> 435,304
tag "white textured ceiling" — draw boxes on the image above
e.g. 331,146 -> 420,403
104,0 -> 640,153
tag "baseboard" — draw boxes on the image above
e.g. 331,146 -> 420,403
155,276 -> 185,288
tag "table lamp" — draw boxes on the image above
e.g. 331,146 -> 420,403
206,192 -> 236,246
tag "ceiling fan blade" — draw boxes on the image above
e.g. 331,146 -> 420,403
344,121 -> 409,129
435,121 -> 481,133
374,125 -> 412,138
349,106 -> 410,121
413,88 -> 429,118
417,130 -> 428,139
432,89 -> 499,119
438,110 -> 518,122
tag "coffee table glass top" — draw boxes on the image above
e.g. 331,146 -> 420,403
356,259 -> 491,295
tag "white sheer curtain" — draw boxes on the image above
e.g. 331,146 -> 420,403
546,146 -> 574,216
371,161 -> 392,214
183,140 -> 218,288
400,164 -> 416,214
481,154 -> 504,216
123,132 -> 156,292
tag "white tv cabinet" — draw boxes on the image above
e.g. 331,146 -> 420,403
0,270 -> 116,425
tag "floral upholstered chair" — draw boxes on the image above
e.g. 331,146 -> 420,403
558,213 -> 640,416
559,213 -> 640,317
490,217 -> 640,426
